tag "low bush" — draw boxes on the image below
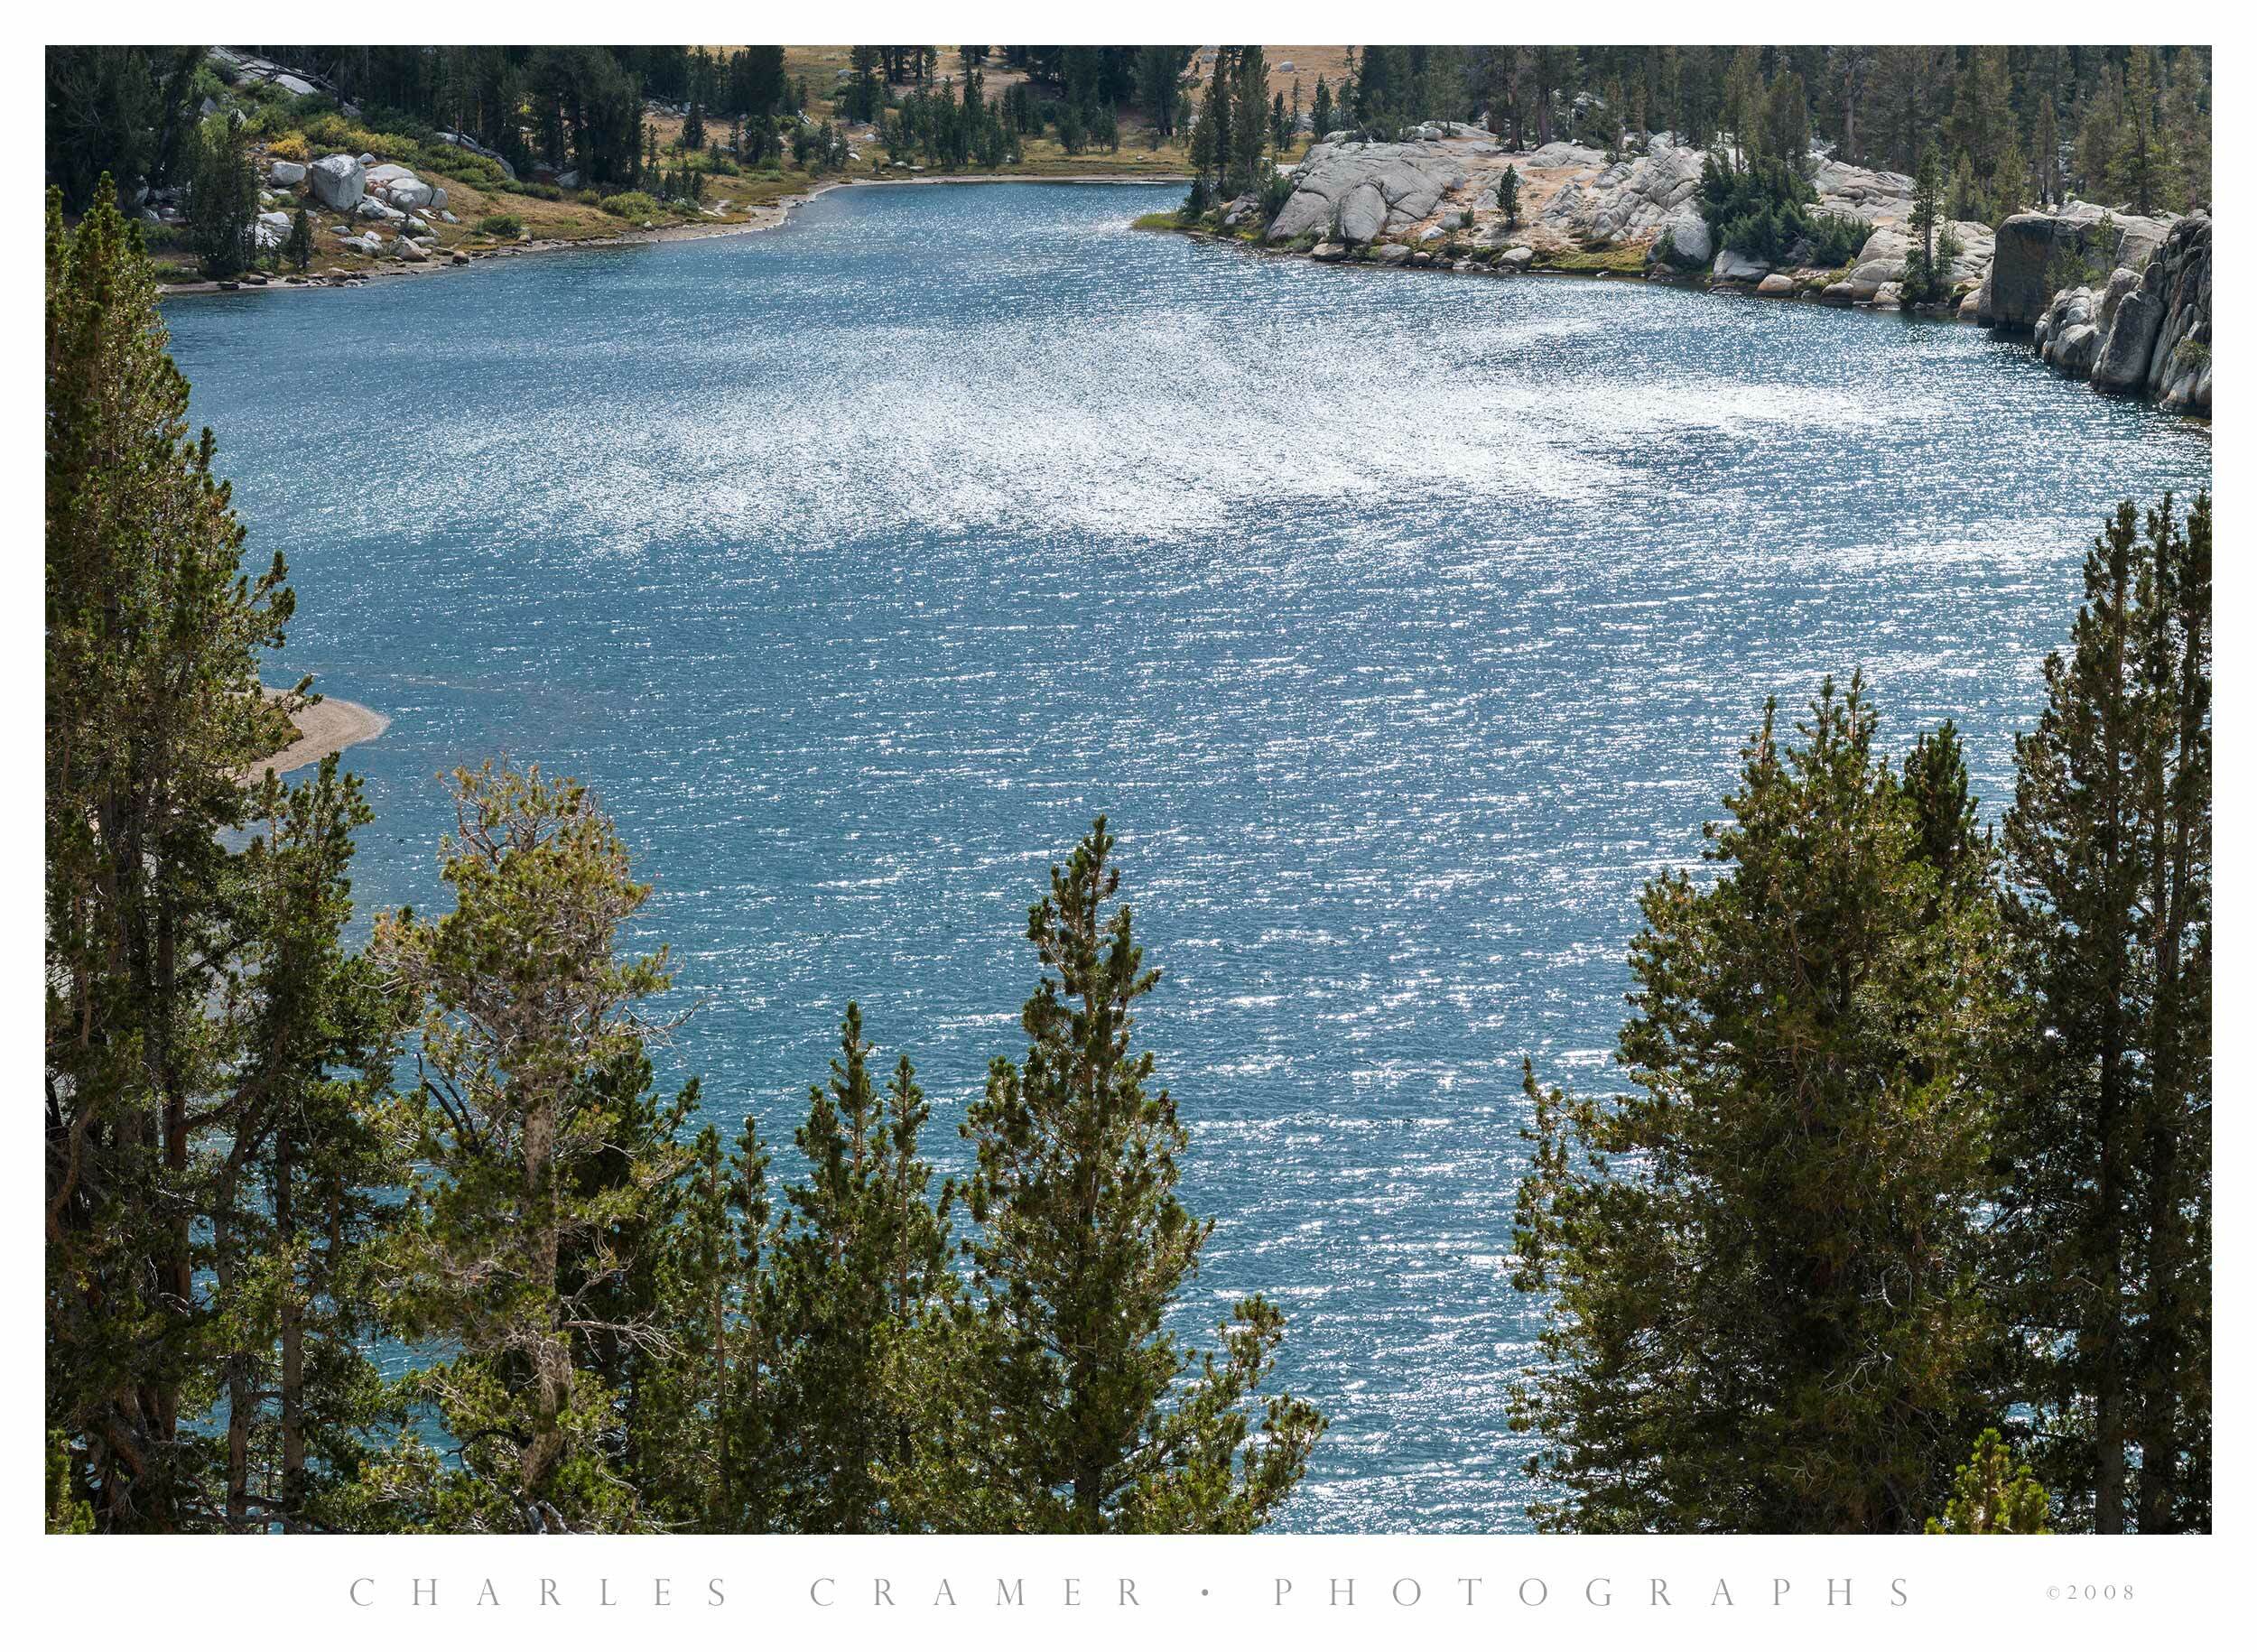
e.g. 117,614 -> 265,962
265,130 -> 311,162
418,148 -> 510,190
1257,167 -> 1294,227
599,190 -> 665,220
1543,244 -> 1649,274
478,212 -> 525,237
1804,210 -> 1869,268
302,112 -> 394,158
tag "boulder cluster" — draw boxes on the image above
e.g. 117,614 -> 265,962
2017,213 -> 2211,414
1266,141 -> 1470,243
284,153 -> 462,263
1261,134 -> 2003,308
1246,130 -> 2209,415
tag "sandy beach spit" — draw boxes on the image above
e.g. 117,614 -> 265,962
254,687 -> 390,776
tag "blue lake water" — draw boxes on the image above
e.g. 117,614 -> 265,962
166,181 -> 2211,1532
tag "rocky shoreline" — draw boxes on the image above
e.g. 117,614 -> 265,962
164,129 -> 2209,420
1188,129 -> 2210,419
2003,210 -> 2211,415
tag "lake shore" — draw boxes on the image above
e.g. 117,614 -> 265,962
157,172 -> 1188,298
255,687 -> 390,776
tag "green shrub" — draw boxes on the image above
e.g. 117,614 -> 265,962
599,190 -> 665,220
1653,226 -> 1702,270
1902,225 -> 1964,305
1805,210 -> 1869,268
418,148 -> 509,189
1698,151 -> 1817,265
1257,167 -> 1294,227
478,212 -> 524,237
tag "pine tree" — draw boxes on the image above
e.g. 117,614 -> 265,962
766,1005 -> 956,1531
2115,47 -> 2172,215
370,761 -> 695,1533
211,758 -> 402,1532
1510,680 -> 2008,1533
1904,140 -> 1955,303
1759,70 -> 1809,173
1926,1429 -> 2051,1534
682,1109 -> 786,1531
1188,48 -> 1233,198
1133,45 -> 1191,140
1948,147 -> 1984,225
1311,75 -> 1333,143
45,181 -> 300,1530
961,818 -> 1324,1531
1946,46 -> 2018,188
2162,53 -> 2211,210
1721,44 -> 1763,154
1828,45 -> 1874,164
1228,46 -> 1268,198
1499,162 -> 1520,226
1998,496 -> 2211,1534
2030,88 -> 2060,205
2074,71 -> 2126,204
283,208 -> 313,274
185,112 -> 258,279
1987,128 -> 2028,220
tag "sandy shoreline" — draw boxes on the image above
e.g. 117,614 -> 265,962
255,688 -> 391,776
159,172 -> 1188,297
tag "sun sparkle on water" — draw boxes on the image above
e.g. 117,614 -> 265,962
166,180 -> 2208,1532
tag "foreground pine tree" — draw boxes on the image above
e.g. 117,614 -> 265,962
957,818 -> 1325,1531
1997,494 -> 2211,1533
45,181 -> 304,1529
369,762 -> 695,1532
213,759 -> 402,1531
1926,1428 -> 2050,1534
1510,681 -> 2007,1532
766,1006 -> 958,1530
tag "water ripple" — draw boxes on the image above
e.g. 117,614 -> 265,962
167,180 -> 2209,1532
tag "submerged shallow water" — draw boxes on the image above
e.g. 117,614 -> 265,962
167,181 -> 2210,1532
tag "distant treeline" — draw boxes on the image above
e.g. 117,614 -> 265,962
49,45 -> 2212,220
